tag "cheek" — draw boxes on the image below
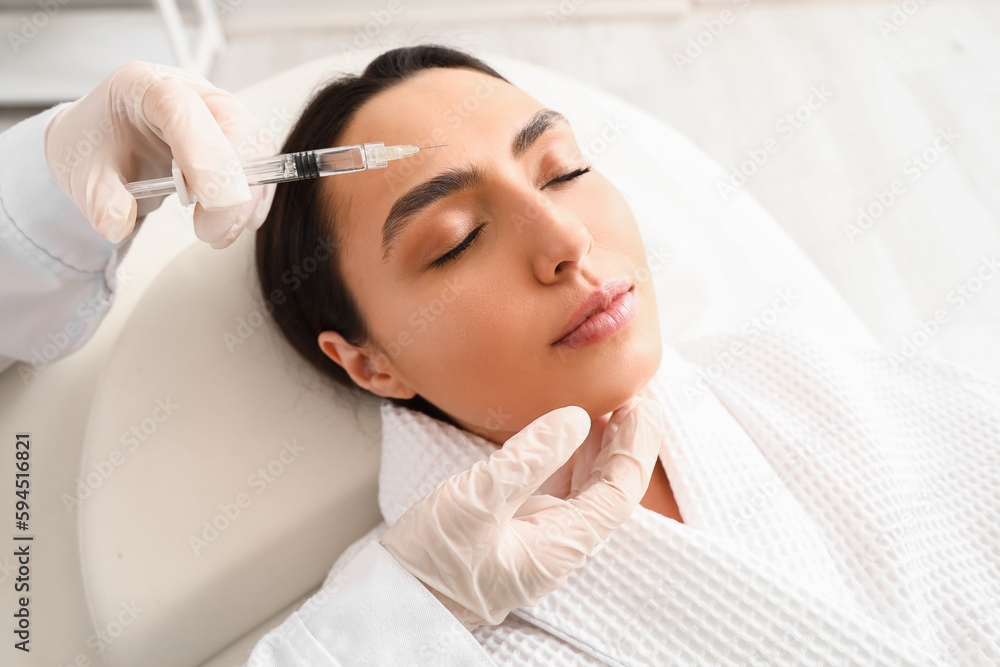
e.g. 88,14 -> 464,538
410,273 -> 532,375
579,182 -> 643,253
607,190 -> 641,238
388,294 -> 458,353
381,280 -> 497,372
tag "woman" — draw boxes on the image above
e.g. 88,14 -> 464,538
251,45 -> 1000,664
254,44 -> 680,521
2,53 -> 663,665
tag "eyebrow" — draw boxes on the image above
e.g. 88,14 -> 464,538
381,108 -> 568,262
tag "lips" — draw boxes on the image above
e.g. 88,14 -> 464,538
552,278 -> 633,345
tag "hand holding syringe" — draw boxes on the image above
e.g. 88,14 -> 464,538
125,142 -> 446,206
43,60 -> 446,248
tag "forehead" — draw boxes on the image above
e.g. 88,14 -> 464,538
341,66 -> 539,149
320,67 -> 547,256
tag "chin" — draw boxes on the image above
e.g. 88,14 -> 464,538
544,311 -> 663,422
586,340 -> 662,420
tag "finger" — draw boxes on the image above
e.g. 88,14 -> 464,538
603,395 -> 642,444
87,161 -> 137,243
195,180 -> 271,248
567,424 -> 604,497
512,495 -> 605,563
569,396 -> 642,496
566,399 -> 663,539
584,397 -> 659,491
469,405 -> 591,518
196,90 -> 278,240
137,77 -> 252,211
192,203 -> 249,249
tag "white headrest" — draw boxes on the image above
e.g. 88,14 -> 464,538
78,48 -> 874,666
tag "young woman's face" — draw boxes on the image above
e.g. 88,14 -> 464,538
318,66 -> 662,445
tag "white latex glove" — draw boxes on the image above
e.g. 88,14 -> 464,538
380,397 -> 664,630
43,60 -> 276,249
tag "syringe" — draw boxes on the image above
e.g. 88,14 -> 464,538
124,142 -> 445,206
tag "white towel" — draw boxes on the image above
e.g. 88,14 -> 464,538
327,322 -> 1000,666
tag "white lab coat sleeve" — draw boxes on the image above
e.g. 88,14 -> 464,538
0,102 -> 134,377
243,540 -> 495,666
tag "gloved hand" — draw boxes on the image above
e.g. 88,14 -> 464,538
43,60 -> 276,249
380,397 -> 664,630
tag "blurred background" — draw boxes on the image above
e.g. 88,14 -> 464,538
2,0 -> 998,375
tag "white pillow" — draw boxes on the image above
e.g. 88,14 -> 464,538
79,49 -> 874,667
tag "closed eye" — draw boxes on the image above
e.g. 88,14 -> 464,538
543,165 -> 591,189
428,166 -> 591,269
430,223 -> 485,269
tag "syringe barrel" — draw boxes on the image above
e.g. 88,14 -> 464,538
245,145 -> 367,184
316,145 -> 368,176
123,144 -> 372,203
125,176 -> 176,199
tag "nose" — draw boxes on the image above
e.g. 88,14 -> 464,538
513,191 -> 593,282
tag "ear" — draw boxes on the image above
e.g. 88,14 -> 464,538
317,330 -> 417,400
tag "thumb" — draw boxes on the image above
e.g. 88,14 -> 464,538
89,162 -> 137,243
473,405 -> 591,517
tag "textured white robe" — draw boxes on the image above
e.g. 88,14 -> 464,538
326,322 -> 1000,666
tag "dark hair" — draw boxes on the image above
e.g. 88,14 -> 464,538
254,45 -> 509,427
